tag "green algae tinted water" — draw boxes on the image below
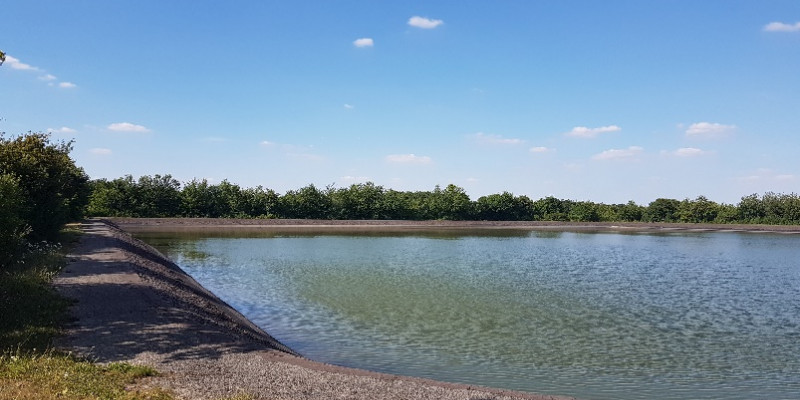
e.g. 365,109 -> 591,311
137,230 -> 800,400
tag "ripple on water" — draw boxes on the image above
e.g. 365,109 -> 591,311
140,231 -> 800,400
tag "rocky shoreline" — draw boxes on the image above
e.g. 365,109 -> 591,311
54,219 -> 574,400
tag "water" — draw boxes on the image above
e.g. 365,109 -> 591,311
136,229 -> 800,400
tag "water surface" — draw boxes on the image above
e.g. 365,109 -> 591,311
137,230 -> 800,400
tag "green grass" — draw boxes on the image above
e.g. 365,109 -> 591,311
0,239 -> 73,352
0,352 -> 173,400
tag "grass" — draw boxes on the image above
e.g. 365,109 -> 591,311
0,352 -> 173,399
0,226 -> 177,400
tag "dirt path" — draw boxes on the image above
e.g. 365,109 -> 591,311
53,220 -> 573,400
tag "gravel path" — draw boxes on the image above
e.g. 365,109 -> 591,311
53,220 -> 573,400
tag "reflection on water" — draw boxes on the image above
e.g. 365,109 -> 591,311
138,230 -> 800,400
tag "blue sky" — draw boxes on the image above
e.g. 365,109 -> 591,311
2,1 -> 798,204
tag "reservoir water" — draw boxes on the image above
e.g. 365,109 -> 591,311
136,229 -> 800,400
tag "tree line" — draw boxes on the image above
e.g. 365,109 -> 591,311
88,174 -> 800,225
2,131 -> 799,269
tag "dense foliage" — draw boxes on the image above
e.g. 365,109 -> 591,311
85,174 -> 800,225
0,132 -> 89,267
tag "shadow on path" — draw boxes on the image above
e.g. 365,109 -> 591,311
54,220 -> 297,364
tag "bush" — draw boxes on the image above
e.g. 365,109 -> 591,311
0,174 -> 30,268
0,133 -> 89,241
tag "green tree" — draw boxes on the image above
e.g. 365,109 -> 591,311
181,179 -> 223,217
238,186 -> 279,218
135,174 -> 182,217
617,201 -> 644,222
0,132 -> 89,240
531,196 -> 572,221
278,184 -> 332,219
737,194 -> 765,223
569,201 -> 600,222
86,176 -> 137,217
381,189 -> 416,220
714,203 -> 739,224
0,174 -> 29,267
214,180 -> 246,217
426,184 -> 474,220
677,196 -> 718,223
643,198 -> 680,222
475,192 -> 532,220
330,182 -> 386,219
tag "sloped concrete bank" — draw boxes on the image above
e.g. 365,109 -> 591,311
54,219 -> 573,400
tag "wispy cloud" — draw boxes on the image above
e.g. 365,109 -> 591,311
259,140 -> 275,147
107,122 -> 151,133
353,38 -> 374,48
530,146 -> 555,153
685,122 -> 735,138
4,55 -> 39,71
663,147 -> 711,157
47,126 -> 77,134
737,168 -> 796,183
592,146 -> 643,161
472,132 -> 524,145
566,125 -> 621,138
408,16 -> 444,29
6,55 -> 76,88
89,148 -> 112,155
343,104 -> 354,109
386,153 -> 432,164
764,21 -> 800,32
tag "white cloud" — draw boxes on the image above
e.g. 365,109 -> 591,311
353,38 -> 374,48
530,146 -> 555,153
592,146 -> 643,161
4,55 -> 39,71
472,132 -> 524,145
685,122 -> 735,138
764,21 -> 800,32
668,147 -> 710,157
344,104 -> 354,109
89,148 -> 112,155
737,168 -> 796,183
107,122 -> 151,133
47,126 -> 77,134
58,81 -> 77,89
259,140 -> 275,146
408,16 -> 444,29
39,74 -> 57,81
566,125 -> 621,138
386,153 -> 432,164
